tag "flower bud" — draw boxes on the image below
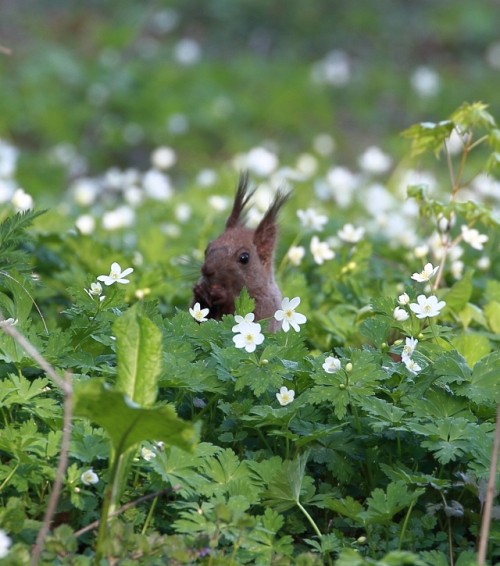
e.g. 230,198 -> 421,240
345,362 -> 353,372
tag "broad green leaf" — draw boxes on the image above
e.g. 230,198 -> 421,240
359,481 -> 424,524
484,300 -> 500,333
456,349 -> 500,405
113,305 -> 162,406
443,270 -> 473,313
450,101 -> 496,130
451,333 -> 491,367
73,379 -> 197,454
324,496 -> 363,520
402,120 -> 454,157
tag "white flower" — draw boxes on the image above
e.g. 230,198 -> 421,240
411,262 -> 439,283
208,195 -> 230,212
409,294 -> 446,319
460,225 -> 488,251
102,205 -> 135,230
232,320 -> 264,353
451,260 -> 464,280
189,302 -> 209,322
323,356 -> 341,373
276,386 -> 295,406
402,337 -> 418,361
75,214 -> 96,235
11,188 -> 33,211
414,244 -> 430,259
398,293 -> 410,306
141,447 -> 156,461
358,146 -> 392,175
274,297 -> 307,332
287,245 -> 305,266
81,469 -> 99,486
174,38 -> 201,65
411,66 -> 440,98
97,262 -> 134,286
142,169 -> 173,201
232,313 -> 256,333
403,357 -> 422,375
244,146 -> 278,176
85,281 -> 105,302
393,307 -> 409,322
310,236 -> 335,265
477,256 -> 491,270
297,208 -> 328,231
0,529 -> 12,559
0,140 -> 18,178
151,146 -> 177,170
338,223 -> 365,243
0,317 -> 18,327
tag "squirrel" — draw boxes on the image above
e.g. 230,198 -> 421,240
192,172 -> 289,331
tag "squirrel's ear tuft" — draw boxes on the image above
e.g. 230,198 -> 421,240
254,190 -> 289,265
225,171 -> 256,229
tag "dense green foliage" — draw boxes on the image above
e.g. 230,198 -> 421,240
0,4 -> 500,565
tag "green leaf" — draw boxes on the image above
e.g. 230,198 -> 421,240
359,481 -> 424,524
450,101 -> 496,130
456,350 -> 500,405
443,270 -> 473,313
324,496 -> 363,520
113,305 -> 162,407
73,379 -> 197,454
484,300 -> 500,333
234,287 -> 255,316
402,120 -> 454,157
451,333 -> 491,367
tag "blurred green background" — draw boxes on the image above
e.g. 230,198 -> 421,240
1,0 -> 499,201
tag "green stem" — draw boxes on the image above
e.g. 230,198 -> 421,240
141,495 -> 159,535
0,460 -> 20,492
296,499 -> 323,539
398,499 -> 416,550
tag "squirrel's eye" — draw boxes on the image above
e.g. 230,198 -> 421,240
238,252 -> 250,264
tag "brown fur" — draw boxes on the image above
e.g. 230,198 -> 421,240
192,172 -> 289,331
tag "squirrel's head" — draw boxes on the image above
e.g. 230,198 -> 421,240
192,172 -> 289,325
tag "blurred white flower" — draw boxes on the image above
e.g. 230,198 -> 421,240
244,146 -> 278,176
311,50 -> 351,86
0,529 -> 12,558
142,169 -> 173,200
325,166 -> 358,207
208,195 -> 230,212
189,302 -> 209,323
97,262 -> 134,286
471,173 -> 500,198
363,183 -> 396,216
338,223 -> 365,243
196,168 -> 217,187
409,295 -> 446,319
276,386 -> 295,406
403,357 -> 422,375
313,133 -> 336,156
75,214 -> 96,235
358,146 -> 392,175
72,178 -> 100,206
310,236 -> 335,265
445,129 -> 464,155
460,225 -> 488,250
411,262 -> 439,283
451,260 -> 464,280
102,206 -> 135,230
393,307 -> 409,322
175,203 -> 192,223
81,469 -> 99,486
174,38 -> 201,65
477,256 -> 491,270
232,319 -> 264,353
398,293 -> 410,306
141,447 -> 156,461
167,113 -> 189,134
151,146 -> 177,170
323,356 -> 341,373
86,281 -> 103,297
0,140 -> 18,178
0,178 -> 15,203
11,188 -> 33,211
414,244 -> 429,259
287,245 -> 305,266
402,337 -> 418,361
297,208 -> 328,231
295,153 -> 318,177
411,66 -> 440,98
274,297 -> 307,332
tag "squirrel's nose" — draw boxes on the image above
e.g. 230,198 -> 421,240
201,264 -> 215,278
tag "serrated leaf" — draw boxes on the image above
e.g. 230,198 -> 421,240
484,300 -> 500,333
113,305 -> 162,406
73,379 -> 197,454
360,481 -> 424,524
401,120 -> 454,157
456,349 -> 500,404
324,496 -> 363,520
451,333 -> 491,367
